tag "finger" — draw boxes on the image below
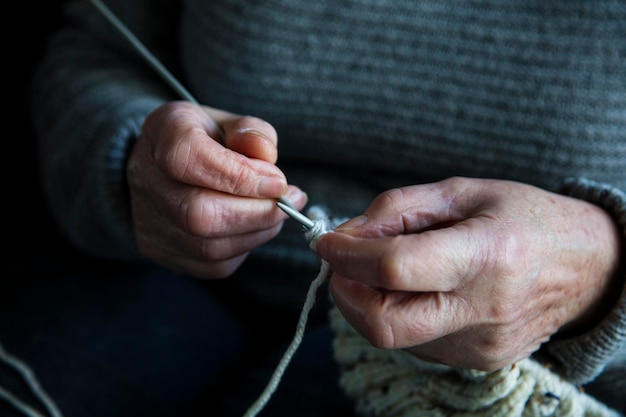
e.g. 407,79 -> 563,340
158,183 -> 306,238
330,274 -> 474,349
334,178 -> 485,238
186,253 -> 250,279
138,221 -> 283,277
149,102 -> 287,198
317,218 -> 490,292
160,249 -> 250,279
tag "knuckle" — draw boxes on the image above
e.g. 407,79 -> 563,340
474,331 -> 515,371
377,250 -> 407,289
358,297 -> 404,350
179,194 -> 223,237
373,187 -> 405,210
160,132 -> 196,180
227,157 -> 254,195
363,319 -> 398,350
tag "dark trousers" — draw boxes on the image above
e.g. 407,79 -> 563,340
0,232 -> 355,417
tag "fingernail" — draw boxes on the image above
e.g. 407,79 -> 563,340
238,128 -> 272,143
285,188 -> 308,204
335,215 -> 368,231
258,176 -> 287,197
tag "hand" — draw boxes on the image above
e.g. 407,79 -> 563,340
127,101 -> 307,278
315,177 -> 621,371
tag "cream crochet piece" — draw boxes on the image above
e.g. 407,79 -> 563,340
328,306 -> 621,417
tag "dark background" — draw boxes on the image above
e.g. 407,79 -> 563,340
7,1 -> 65,262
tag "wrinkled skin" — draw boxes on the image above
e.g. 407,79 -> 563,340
316,177 -> 621,371
128,102 -> 621,372
127,101 -> 307,278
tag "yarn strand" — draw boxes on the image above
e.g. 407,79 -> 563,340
242,259 -> 332,417
0,341 -> 64,417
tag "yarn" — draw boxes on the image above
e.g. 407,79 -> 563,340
242,258 -> 332,417
242,206 -> 345,417
0,341 -> 63,417
0,205 -> 336,417
328,305 -> 623,417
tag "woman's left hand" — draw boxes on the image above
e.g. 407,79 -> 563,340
315,177 -> 621,371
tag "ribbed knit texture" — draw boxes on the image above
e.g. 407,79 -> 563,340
29,0 -> 626,413
179,1 -> 626,320
182,1 -> 626,190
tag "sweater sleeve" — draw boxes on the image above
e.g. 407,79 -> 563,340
541,177 -> 626,385
29,0 -> 183,261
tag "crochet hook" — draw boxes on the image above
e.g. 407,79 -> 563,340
276,197 -> 315,230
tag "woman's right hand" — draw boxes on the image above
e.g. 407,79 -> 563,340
127,101 -> 307,278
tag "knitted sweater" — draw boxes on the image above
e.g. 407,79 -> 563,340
30,0 -> 626,413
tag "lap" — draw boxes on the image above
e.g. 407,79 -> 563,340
217,324 -> 356,417
0,234 -> 355,417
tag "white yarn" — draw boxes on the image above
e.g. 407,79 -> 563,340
243,206 -> 342,416
305,205 -> 345,250
242,258 -> 332,417
0,341 -> 64,417
328,306 -> 623,417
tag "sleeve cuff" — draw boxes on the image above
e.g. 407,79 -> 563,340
542,177 -> 626,385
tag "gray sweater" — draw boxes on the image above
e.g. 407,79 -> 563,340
30,0 -> 626,413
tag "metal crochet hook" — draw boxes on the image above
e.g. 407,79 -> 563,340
276,197 -> 315,230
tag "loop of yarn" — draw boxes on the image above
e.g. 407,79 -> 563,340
305,205 -> 347,251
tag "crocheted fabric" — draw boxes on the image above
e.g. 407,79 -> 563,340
328,306 -> 622,417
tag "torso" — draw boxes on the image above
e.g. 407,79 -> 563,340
181,0 -> 626,191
